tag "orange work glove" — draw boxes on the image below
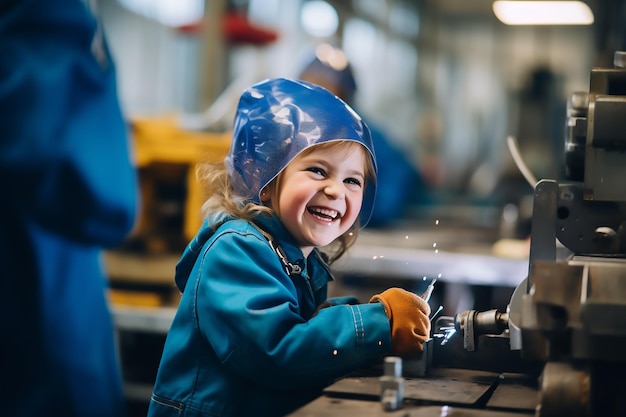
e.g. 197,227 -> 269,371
369,287 -> 431,356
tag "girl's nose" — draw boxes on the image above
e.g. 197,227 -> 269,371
324,180 -> 345,199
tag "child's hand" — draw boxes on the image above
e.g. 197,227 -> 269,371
369,287 -> 431,356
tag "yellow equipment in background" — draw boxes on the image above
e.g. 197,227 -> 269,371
107,116 -> 231,307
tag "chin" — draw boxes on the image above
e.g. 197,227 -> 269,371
312,236 -> 338,248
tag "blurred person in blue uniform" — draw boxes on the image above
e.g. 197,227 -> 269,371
0,1 -> 138,416
147,78 -> 431,417
298,44 -> 430,227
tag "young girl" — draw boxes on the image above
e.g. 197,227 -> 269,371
147,78 -> 431,417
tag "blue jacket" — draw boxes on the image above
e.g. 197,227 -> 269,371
148,214 -> 392,416
0,1 -> 137,416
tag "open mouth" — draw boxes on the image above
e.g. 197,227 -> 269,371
307,206 -> 340,222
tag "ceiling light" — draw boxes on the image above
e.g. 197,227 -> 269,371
301,1 -> 339,38
117,0 -> 203,27
493,1 -> 594,25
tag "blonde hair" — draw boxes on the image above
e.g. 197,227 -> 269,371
196,140 -> 376,264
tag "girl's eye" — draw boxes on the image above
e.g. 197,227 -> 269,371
345,177 -> 362,187
306,167 -> 325,176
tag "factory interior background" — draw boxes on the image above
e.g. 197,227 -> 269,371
91,0 -> 625,415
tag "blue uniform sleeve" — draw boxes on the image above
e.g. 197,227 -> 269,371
0,0 -> 137,246
327,295 -> 361,305
192,227 -> 392,390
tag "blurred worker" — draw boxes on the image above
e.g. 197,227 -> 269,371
147,78 -> 431,417
0,1 -> 138,416
298,44 -> 430,227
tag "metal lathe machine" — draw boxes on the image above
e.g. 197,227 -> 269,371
290,52 -> 626,417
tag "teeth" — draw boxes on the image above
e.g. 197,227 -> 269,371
311,207 -> 338,219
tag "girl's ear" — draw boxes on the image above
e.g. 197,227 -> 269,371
260,187 -> 271,203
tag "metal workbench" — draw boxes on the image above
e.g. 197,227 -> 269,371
289,367 -> 538,416
332,223 -> 528,288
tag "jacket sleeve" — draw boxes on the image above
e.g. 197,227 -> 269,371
193,227 -> 392,390
0,0 -> 137,246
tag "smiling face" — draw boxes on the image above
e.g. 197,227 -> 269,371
263,141 -> 370,257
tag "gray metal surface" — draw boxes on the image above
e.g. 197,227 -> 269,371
330,220 -> 528,288
112,305 -> 176,333
290,399 -> 533,416
333,244 -> 527,287
290,368 -> 537,416
485,373 -> 538,412
324,368 -> 500,405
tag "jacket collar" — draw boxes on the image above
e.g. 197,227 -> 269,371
175,212 -> 334,293
253,213 -> 335,290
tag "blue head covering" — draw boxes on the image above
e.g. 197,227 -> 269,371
225,77 -> 377,226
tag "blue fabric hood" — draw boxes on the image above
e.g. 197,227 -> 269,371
225,77 -> 377,226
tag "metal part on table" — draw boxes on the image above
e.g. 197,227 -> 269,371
380,357 -> 404,411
